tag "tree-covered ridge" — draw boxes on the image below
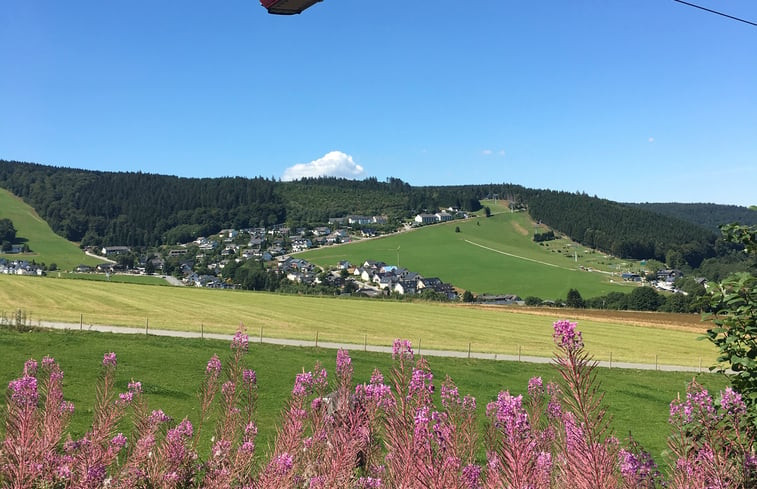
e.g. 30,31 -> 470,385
277,177 -> 483,225
0,160 -> 728,271
628,202 -> 757,233
0,161 -> 484,247
0,161 -> 285,246
525,190 -> 717,266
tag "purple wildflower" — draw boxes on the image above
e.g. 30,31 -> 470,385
357,476 -> 382,488
552,319 -> 583,350
8,375 -> 38,408
527,376 -> 544,397
111,433 -> 128,449
24,358 -> 38,376
128,380 -> 142,393
102,352 -> 117,367
239,440 -> 255,453
231,330 -> 249,352
719,387 -> 746,417
489,391 -> 529,436
118,391 -> 134,405
206,354 -> 222,376
392,338 -> 414,361
273,452 -> 294,475
293,371 -> 312,396
222,380 -> 235,397
243,369 -> 257,386
245,421 -> 258,438
41,356 -> 56,369
440,377 -> 460,409
461,463 -> 482,489
409,367 -> 434,397
149,409 -> 171,424
336,348 -> 353,379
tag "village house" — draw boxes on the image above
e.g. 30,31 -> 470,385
101,246 -> 130,256
414,213 -> 437,225
656,269 -> 683,283
435,211 -> 453,222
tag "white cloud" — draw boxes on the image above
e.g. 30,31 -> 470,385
282,151 -> 365,181
648,137 -> 655,143
482,149 -> 493,156
482,149 -> 505,157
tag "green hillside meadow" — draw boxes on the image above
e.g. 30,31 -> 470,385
0,187 -> 106,269
301,209 -> 641,298
0,274 -> 718,367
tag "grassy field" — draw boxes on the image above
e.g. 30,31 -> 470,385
300,208 -> 640,299
0,327 -> 728,462
54,272 -> 171,286
0,274 -> 718,367
0,187 -> 105,270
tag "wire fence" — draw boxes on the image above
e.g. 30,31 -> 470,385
2,308 -> 715,374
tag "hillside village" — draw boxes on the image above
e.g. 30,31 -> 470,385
68,209 -> 472,299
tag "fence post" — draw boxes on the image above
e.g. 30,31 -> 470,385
467,342 -> 471,359
609,352 -> 612,369
655,354 -> 658,371
260,326 -> 263,343
518,345 -> 521,362
699,357 -> 702,374
418,338 -> 422,355
201,322 -> 204,340
145,317 -> 149,336
315,331 -> 319,348
80,313 -> 83,331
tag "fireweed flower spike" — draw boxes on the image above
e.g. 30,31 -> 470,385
231,330 -> 249,352
552,319 -> 583,350
102,352 -> 117,367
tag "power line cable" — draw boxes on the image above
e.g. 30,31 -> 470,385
672,0 -> 757,27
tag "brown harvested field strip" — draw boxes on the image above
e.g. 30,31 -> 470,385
479,306 -> 709,334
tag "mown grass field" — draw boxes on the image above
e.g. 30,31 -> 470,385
0,274 -> 718,367
300,209 -> 639,299
54,272 -> 171,286
0,187 -> 105,270
0,328 -> 728,462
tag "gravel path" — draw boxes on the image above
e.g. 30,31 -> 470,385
34,320 -> 707,373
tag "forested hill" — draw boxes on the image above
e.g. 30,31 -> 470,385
0,160 -> 727,269
0,161 -> 483,247
627,202 -> 757,233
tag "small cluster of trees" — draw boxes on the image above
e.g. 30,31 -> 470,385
525,283 -> 709,313
532,230 -> 556,242
0,218 -> 17,252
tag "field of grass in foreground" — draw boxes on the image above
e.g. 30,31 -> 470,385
0,328 -> 727,463
0,187 -> 105,270
0,274 -> 718,367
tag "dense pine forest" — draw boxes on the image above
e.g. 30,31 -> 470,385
0,160 -> 752,275
628,202 -> 757,233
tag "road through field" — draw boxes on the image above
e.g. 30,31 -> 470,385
35,320 -> 707,373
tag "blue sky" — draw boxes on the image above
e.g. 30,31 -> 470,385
1,1 -> 755,205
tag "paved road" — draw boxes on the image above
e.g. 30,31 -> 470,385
34,320 -> 708,373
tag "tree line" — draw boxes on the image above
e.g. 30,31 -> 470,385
0,160 -> 749,276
